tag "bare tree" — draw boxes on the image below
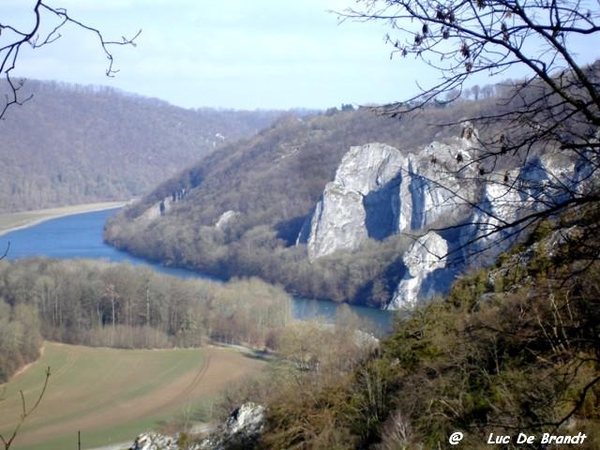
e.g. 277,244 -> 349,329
0,1 -> 141,119
339,0 -> 600,258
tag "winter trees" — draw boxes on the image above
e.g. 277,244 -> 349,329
341,0 -> 600,251
342,0 -> 599,131
0,5 -> 138,447
0,1 -> 140,119
329,2 -> 600,439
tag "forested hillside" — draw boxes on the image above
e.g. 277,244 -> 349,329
220,206 -> 600,449
104,90 -> 522,307
0,80 -> 282,212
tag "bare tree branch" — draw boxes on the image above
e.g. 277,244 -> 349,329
336,0 -> 600,265
0,1 -> 141,119
0,367 -> 51,450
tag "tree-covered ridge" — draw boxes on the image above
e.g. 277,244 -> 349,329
0,80 -> 283,213
104,85 -> 554,307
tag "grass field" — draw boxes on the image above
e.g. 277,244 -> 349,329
0,342 -> 266,450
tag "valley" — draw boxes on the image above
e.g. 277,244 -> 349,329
1,74 -> 598,447
0,80 -> 284,214
0,1 -> 598,443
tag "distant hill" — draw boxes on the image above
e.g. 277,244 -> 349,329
0,80 -> 283,212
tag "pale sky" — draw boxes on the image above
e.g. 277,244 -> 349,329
3,1 -> 599,110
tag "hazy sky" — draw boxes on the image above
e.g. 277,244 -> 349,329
4,1 -> 599,110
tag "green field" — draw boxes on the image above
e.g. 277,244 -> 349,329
0,342 -> 265,450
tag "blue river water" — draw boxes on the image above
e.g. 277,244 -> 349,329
1,208 -> 394,333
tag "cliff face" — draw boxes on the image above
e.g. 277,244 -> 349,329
303,143 -> 405,260
300,130 -> 479,261
399,135 -> 479,233
387,231 -> 451,310
300,126 -> 580,308
465,153 -> 580,258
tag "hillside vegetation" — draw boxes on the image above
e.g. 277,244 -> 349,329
104,90 -> 526,307
205,206 -> 600,449
0,80 -> 282,212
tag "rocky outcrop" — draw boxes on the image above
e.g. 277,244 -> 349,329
215,210 -> 239,229
299,124 -> 581,309
403,138 -> 478,232
130,432 -> 190,450
129,403 -> 266,450
303,143 -> 404,260
300,134 -> 479,261
465,153 -> 579,260
199,402 -> 266,450
463,170 -> 523,259
387,231 -> 452,309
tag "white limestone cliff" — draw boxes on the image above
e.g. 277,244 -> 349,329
464,152 -> 578,260
402,137 -> 478,232
305,143 -> 405,260
298,124 -> 580,309
387,231 -> 449,309
301,132 -> 479,261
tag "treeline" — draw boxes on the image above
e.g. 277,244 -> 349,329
0,258 -> 293,381
0,80 -> 283,213
0,301 -> 42,383
108,222 -> 413,307
205,210 -> 600,449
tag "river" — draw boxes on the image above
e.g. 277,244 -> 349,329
1,208 -> 393,333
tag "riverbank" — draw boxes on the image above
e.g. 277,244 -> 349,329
0,206 -> 394,331
0,201 -> 128,237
